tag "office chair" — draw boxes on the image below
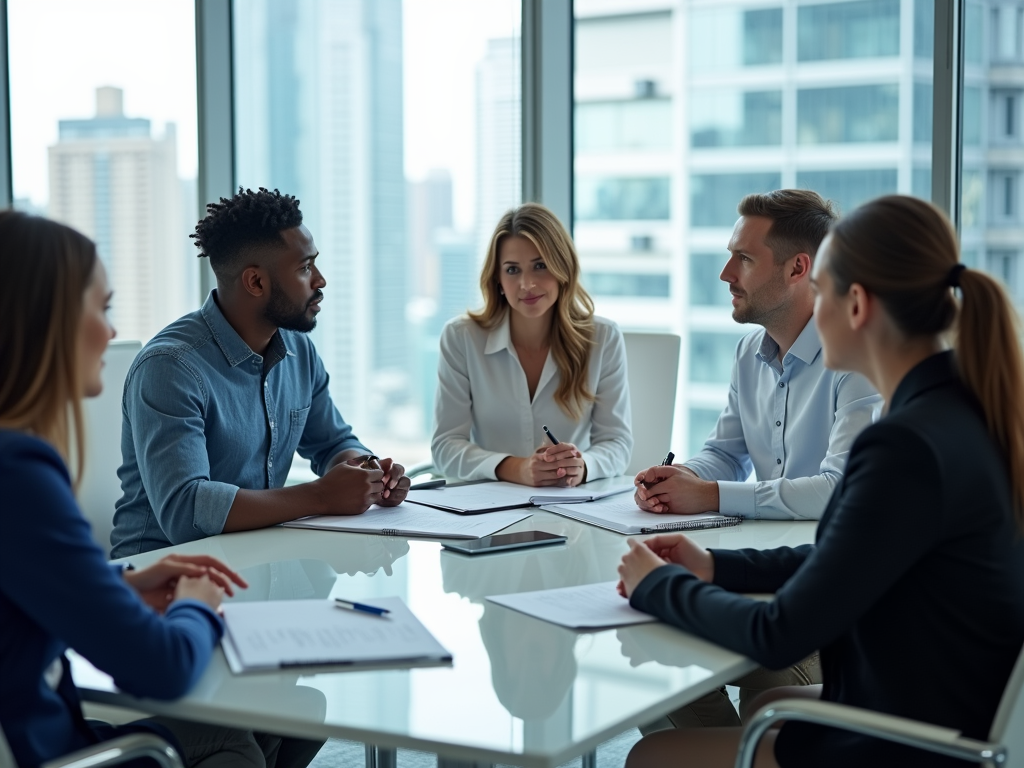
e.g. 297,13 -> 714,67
0,725 -> 182,768
735,645 -> 1024,767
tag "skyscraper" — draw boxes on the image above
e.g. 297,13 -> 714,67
48,86 -> 188,342
234,0 -> 408,432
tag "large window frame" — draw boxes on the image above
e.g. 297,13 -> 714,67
0,0 -> 964,288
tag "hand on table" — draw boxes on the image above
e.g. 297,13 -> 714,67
376,457 -> 411,506
616,534 -> 714,598
317,459 -> 385,514
633,464 -> 719,514
124,554 -> 248,613
616,538 -> 669,598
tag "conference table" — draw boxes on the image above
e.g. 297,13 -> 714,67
72,504 -> 815,768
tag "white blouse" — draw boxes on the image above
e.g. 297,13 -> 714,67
431,313 -> 633,482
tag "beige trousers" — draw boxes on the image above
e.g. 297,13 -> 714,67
640,652 -> 821,733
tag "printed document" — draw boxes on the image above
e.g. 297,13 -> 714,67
406,476 -> 633,515
543,495 -> 741,534
282,504 -> 530,539
221,597 -> 452,673
486,581 -> 657,629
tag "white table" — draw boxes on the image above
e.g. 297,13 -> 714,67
73,511 -> 814,768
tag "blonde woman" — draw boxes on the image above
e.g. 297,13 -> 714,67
432,203 -> 632,485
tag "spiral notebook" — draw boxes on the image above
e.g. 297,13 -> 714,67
541,495 -> 741,534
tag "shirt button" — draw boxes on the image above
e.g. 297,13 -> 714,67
776,458 -> 782,465
264,382 -> 268,388
779,382 -> 785,388
776,421 -> 781,427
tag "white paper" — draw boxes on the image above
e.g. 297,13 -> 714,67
543,495 -> 740,535
486,581 -> 657,629
406,479 -> 633,513
221,597 -> 452,672
282,504 -> 530,539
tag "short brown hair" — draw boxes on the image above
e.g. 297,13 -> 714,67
738,189 -> 838,263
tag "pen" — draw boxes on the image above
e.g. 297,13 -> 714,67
542,425 -> 560,445
357,454 -> 381,470
334,598 -> 391,617
643,452 -> 676,489
410,478 -> 446,491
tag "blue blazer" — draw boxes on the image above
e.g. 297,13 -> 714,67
0,430 -> 223,768
631,352 -> 1024,767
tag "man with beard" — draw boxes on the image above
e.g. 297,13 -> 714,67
632,189 -> 880,730
111,187 -> 409,558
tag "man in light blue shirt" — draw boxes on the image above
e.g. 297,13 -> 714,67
635,190 -> 879,521
634,189 -> 880,732
111,188 -> 409,560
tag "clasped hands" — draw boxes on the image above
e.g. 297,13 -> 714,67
497,442 -> 587,487
633,464 -> 719,514
616,533 -> 714,598
123,554 -> 249,613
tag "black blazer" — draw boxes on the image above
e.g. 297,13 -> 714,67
631,352 -> 1024,767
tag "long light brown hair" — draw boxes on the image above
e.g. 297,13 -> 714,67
0,211 -> 97,485
826,195 -> 1024,525
469,203 -> 596,419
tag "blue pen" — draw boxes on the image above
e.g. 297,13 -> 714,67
542,424 -> 560,445
334,598 -> 391,617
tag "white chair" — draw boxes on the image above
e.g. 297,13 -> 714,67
622,331 -> 680,476
0,723 -> 182,768
77,340 -> 142,556
735,646 -> 1024,767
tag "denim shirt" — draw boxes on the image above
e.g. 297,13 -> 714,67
110,292 -> 367,557
683,318 -> 880,521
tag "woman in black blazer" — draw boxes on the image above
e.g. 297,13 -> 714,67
618,195 -> 1024,768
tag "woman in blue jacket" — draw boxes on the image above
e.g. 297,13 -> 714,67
0,211 -> 252,768
618,196 -> 1024,767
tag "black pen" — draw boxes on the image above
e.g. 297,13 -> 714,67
542,425 -> 560,445
644,451 -> 676,489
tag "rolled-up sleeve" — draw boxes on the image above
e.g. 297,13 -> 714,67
432,322 -> 510,480
579,323 -> 633,480
296,349 -> 367,475
126,354 -> 238,541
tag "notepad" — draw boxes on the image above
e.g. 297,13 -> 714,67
405,478 -> 633,515
486,581 -> 657,629
542,494 -> 741,534
282,504 -> 531,539
220,597 -> 452,673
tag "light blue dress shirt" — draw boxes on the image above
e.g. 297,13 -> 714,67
684,318 -> 880,520
110,292 -> 367,557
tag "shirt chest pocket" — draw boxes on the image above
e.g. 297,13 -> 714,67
283,405 -> 311,453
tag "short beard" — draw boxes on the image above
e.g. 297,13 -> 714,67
732,271 -> 788,327
264,282 -> 320,333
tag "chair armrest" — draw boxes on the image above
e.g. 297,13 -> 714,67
41,733 -> 184,768
734,698 -> 1005,768
406,462 -> 438,480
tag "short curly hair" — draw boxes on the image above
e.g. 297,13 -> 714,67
191,187 -> 303,278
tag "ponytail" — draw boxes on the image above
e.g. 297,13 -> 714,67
828,195 -> 1024,526
955,269 -> 1024,523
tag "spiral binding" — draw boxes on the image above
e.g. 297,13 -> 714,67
641,516 -> 742,534
381,528 -> 399,537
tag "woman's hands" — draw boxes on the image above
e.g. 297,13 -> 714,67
616,534 -> 714,598
496,442 -> 587,487
123,554 -> 248,614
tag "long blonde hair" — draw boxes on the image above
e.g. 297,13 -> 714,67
827,195 -> 1024,526
0,211 -> 97,486
469,203 -> 596,419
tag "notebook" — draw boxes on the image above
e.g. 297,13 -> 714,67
405,477 -> 633,515
541,494 -> 741,534
220,597 -> 452,673
282,504 -> 531,539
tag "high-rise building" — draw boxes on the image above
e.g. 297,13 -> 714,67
234,0 -> 408,432
476,37 -> 522,266
48,86 -> 188,342
574,0 -> 1018,456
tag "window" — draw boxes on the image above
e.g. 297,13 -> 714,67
992,89 -> 1023,143
8,0 -> 199,344
991,171 -> 1020,221
575,100 -> 672,152
964,87 -> 984,146
690,90 -> 782,148
690,254 -> 731,307
987,250 -> 1022,303
797,85 -> 899,144
796,169 -> 898,214
689,7 -> 782,74
914,0 -> 934,58
688,408 -> 721,459
234,0 -> 521,452
797,0 -> 900,62
691,173 -> 782,228
914,82 -> 932,144
690,332 -> 745,385
575,177 -> 671,221
966,2 -> 985,64
992,4 -> 1024,62
585,273 -> 670,298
